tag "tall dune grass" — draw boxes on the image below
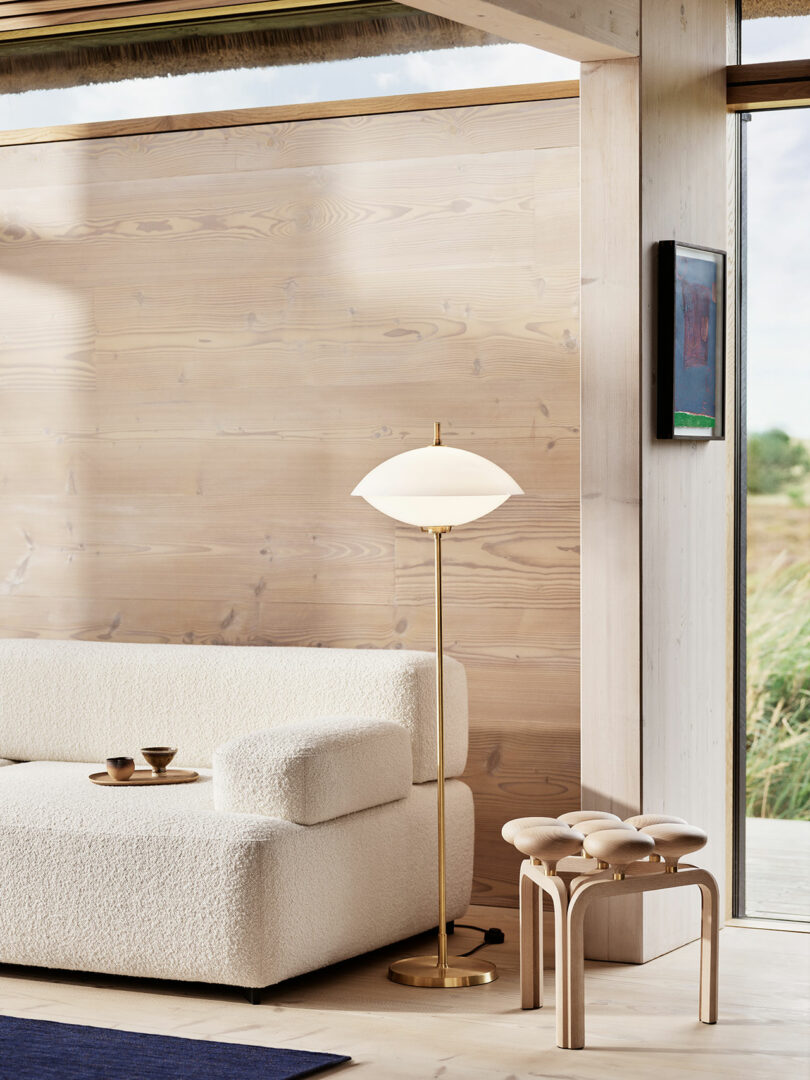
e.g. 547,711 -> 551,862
746,556 -> 810,820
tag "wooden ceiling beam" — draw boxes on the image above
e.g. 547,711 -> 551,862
401,0 -> 639,61
727,58 -> 810,110
0,0 -> 366,40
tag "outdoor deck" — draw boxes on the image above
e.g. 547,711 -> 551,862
745,816 -> 810,922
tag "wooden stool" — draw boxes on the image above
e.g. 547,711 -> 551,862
502,812 -> 719,1049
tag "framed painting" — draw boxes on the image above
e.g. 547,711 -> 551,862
657,240 -> 726,440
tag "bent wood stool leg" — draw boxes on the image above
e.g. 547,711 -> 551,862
520,865 -> 542,1009
520,864 -> 570,1046
564,866 -> 720,1049
541,873 -> 570,1049
698,872 -> 719,1024
565,885 -> 589,1050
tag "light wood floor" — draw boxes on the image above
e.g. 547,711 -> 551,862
0,906 -> 807,1078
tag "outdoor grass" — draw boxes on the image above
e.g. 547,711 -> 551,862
746,484 -> 810,821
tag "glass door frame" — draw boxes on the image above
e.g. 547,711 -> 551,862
729,0 -> 810,920
731,100 -> 810,919
732,109 -> 748,920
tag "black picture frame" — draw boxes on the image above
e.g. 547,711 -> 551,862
657,240 -> 727,440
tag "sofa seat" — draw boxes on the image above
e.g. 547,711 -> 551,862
0,761 -> 473,989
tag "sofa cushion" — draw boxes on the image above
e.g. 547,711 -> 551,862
0,759 -> 16,767
0,638 -> 467,780
213,717 -> 412,825
0,761 -> 474,988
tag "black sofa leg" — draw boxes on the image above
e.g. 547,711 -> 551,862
446,920 -> 455,935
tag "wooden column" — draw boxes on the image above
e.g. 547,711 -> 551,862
580,0 -> 730,962
580,56 -> 644,960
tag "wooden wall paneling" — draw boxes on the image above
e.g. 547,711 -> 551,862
0,93 -> 580,907
0,594 -> 263,642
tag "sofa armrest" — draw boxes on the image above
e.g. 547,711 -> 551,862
212,717 -> 413,825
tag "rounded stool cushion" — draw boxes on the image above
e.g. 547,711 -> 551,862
513,825 -> 584,862
558,810 -> 620,826
501,816 -> 562,844
625,813 -> 687,829
578,818 -> 635,837
640,823 -> 707,859
583,829 -> 654,866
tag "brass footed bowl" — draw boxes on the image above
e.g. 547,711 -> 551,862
141,746 -> 177,776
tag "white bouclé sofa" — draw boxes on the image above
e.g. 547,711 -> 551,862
0,638 -> 474,993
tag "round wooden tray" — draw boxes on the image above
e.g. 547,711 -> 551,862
89,768 -> 199,787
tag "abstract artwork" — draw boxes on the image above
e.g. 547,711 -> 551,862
657,241 -> 726,440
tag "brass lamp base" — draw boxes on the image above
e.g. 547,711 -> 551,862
388,955 -> 497,988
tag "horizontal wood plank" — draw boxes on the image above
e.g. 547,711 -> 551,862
727,59 -> 810,110
0,83 -> 579,148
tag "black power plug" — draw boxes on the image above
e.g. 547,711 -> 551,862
454,923 -> 505,957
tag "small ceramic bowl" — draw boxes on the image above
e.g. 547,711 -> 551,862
141,746 -> 177,776
106,756 -> 135,782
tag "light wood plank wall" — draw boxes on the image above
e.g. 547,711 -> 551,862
0,93 -> 580,906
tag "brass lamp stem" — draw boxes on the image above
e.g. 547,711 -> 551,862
434,527 -> 447,970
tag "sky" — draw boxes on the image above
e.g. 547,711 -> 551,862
741,14 -> 810,63
746,109 -> 810,439
0,20 -> 807,436
0,43 -> 577,129
742,17 -> 810,438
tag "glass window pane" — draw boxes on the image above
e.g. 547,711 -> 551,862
744,107 -> 810,923
0,2 -> 578,133
741,6 -> 810,63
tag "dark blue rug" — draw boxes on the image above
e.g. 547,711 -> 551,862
0,1015 -> 350,1079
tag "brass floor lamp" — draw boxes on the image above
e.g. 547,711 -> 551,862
352,422 -> 522,987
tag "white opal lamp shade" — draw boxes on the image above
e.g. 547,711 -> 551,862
352,444 -> 523,527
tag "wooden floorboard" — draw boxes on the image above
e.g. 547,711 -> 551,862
0,907 -> 806,1077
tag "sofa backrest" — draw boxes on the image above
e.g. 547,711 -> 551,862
0,638 -> 468,780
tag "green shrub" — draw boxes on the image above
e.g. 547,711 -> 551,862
748,429 -> 810,496
746,557 -> 810,820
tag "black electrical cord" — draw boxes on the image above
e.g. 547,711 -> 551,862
454,923 -> 505,958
